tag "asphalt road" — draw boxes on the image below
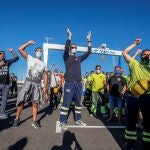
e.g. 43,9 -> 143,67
0,97 -> 143,150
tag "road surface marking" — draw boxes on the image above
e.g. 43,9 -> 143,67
68,125 -> 125,129
56,121 -> 125,133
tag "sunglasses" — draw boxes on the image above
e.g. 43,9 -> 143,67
71,46 -> 77,49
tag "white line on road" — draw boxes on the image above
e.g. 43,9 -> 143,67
68,125 -> 125,129
56,121 -> 125,133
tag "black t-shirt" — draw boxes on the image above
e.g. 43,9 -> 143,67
0,57 -> 19,85
63,39 -> 91,82
108,75 -> 127,96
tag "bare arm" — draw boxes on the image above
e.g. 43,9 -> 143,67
18,40 -> 35,59
131,49 -> 142,59
106,77 -> 110,92
120,77 -> 127,95
43,71 -> 48,97
122,39 -> 141,64
121,85 -> 127,95
107,84 -> 109,93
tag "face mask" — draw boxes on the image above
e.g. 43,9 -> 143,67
141,56 -> 150,65
36,51 -> 42,58
96,70 -> 101,74
114,70 -> 121,75
71,48 -> 77,54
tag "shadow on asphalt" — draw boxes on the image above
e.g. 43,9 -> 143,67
0,96 -> 19,131
0,115 -> 15,132
91,112 -> 144,150
0,98 -> 53,130
51,131 -> 83,150
0,99 -> 32,131
38,104 -> 54,122
18,103 -> 54,125
7,137 -> 28,150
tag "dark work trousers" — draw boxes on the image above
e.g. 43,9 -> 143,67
84,89 -> 92,114
49,87 -> 59,109
0,84 -> 9,113
59,81 -> 82,124
11,84 -> 17,94
125,93 -> 150,149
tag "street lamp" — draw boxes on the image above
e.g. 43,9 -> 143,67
45,37 -> 53,43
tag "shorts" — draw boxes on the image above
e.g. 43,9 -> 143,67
109,94 -> 122,109
16,79 -> 42,106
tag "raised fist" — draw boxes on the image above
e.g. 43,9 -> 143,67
134,38 -> 142,44
28,40 -> 35,45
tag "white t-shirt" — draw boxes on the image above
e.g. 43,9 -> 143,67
50,73 -> 60,88
26,55 -> 47,83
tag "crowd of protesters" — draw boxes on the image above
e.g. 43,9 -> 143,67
0,29 -> 149,150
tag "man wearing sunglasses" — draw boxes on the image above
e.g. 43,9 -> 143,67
59,28 -> 92,131
0,49 -> 19,119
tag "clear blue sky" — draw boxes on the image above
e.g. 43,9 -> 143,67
0,0 -> 150,80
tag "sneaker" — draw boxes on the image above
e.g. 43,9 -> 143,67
75,120 -> 87,126
58,104 -> 61,109
0,112 -> 8,119
32,121 -> 41,129
13,118 -> 20,128
60,122 -> 68,131
90,114 -> 93,117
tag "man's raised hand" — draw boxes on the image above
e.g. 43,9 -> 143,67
67,28 -> 72,39
134,38 -> 142,44
7,48 -> 13,52
28,40 -> 36,45
87,31 -> 92,42
136,49 -> 142,54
